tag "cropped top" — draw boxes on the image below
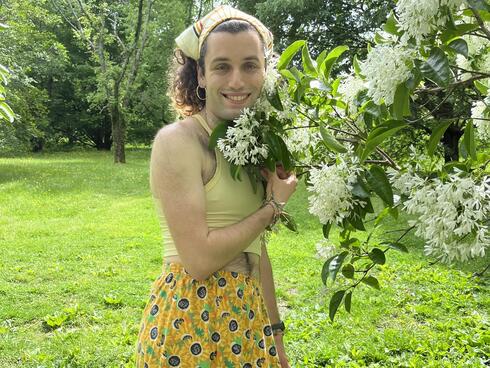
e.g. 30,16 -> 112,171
152,114 -> 265,257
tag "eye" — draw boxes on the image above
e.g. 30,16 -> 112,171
244,62 -> 259,71
214,64 -> 229,71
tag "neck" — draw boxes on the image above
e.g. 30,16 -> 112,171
200,108 -> 235,130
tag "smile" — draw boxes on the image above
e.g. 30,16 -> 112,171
222,93 -> 251,103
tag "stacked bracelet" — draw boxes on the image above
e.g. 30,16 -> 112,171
261,193 -> 286,230
271,320 -> 286,336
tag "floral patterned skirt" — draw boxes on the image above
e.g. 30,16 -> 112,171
135,262 -> 281,368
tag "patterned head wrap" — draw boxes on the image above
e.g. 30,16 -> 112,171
175,5 -> 274,60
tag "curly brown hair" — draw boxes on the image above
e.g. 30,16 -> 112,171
169,20 -> 265,117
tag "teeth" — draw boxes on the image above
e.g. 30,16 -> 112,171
225,94 -> 248,101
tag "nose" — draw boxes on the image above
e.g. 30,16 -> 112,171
228,68 -> 245,90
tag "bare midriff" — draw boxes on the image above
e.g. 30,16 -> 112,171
163,252 -> 261,280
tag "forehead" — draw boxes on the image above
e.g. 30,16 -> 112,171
204,31 -> 264,63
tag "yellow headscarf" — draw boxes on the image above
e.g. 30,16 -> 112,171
175,5 -> 274,60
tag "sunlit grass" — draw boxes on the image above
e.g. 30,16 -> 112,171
0,149 -> 488,367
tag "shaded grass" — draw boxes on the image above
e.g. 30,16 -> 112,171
0,150 -> 488,367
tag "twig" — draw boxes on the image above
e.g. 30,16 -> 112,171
470,5 -> 490,39
406,87 -> 455,124
416,75 -> 488,94
473,263 -> 490,277
450,64 -> 490,78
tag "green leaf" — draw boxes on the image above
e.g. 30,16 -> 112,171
384,12 -> 399,35
474,80 -> 489,95
391,82 -> 410,119
368,248 -> 386,265
321,255 -> 336,285
384,242 -> 409,253
347,210 -> 366,231
420,47 -> 453,87
323,223 -> 332,239
320,124 -> 347,153
366,165 -> 394,206
427,121 -> 453,156
342,264 -> 355,279
466,0 -> 490,11
329,290 -> 345,322
353,54 -> 361,76
329,251 -> 349,283
464,121 -> 477,161
361,276 -> 380,290
321,46 -> 349,80
316,50 -> 328,68
208,122 -> 229,150
351,177 -> 370,199
276,135 -> 293,171
374,207 -> 390,227
280,212 -> 298,232
278,40 -> 305,70
0,102 -> 14,123
266,89 -> 284,111
361,120 -> 407,162
302,44 -> 317,76
344,291 -> 352,313
448,38 -> 469,58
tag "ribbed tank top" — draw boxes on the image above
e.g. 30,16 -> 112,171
152,114 -> 265,257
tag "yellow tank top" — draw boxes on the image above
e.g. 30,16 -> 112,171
153,114 -> 265,257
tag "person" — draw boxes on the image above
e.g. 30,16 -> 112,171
135,5 -> 298,367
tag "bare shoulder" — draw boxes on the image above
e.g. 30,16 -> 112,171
152,117 -> 202,157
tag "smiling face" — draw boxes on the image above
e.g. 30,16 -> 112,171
198,30 -> 266,125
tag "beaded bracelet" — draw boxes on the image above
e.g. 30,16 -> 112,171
261,193 -> 286,230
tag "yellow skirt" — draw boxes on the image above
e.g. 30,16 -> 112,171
135,262 -> 281,368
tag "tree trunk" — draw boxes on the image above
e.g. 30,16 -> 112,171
111,85 -> 126,163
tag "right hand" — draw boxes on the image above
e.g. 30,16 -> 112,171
261,166 -> 298,204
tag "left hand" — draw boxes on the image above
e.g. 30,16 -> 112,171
274,334 -> 291,368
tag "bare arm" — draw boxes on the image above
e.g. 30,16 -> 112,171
151,123 -> 280,281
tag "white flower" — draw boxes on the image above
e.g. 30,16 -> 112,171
389,169 -> 490,262
263,51 -> 281,95
359,44 -> 415,105
396,0 -> 464,44
338,73 -> 366,113
307,146 -> 364,225
217,108 -> 269,166
284,119 -> 321,154
472,97 -> 490,141
314,239 -> 337,260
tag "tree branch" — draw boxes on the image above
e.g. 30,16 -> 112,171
470,5 -> 490,40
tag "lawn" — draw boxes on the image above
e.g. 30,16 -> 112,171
0,149 -> 488,367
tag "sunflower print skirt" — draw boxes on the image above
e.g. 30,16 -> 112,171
135,262 -> 281,368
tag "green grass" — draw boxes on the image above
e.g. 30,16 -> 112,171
0,150 -> 488,367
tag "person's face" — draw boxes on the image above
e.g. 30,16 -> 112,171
198,30 -> 266,123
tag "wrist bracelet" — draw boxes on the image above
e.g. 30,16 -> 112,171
261,193 -> 286,230
271,320 -> 286,335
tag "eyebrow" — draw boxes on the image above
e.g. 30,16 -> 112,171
210,56 -> 261,63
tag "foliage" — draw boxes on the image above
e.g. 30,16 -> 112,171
234,0 -> 396,64
212,0 -> 490,321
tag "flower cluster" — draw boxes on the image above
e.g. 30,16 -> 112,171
389,168 -> 490,262
472,95 -> 490,141
307,145 -> 365,225
314,239 -> 337,260
396,0 -> 464,44
359,44 -> 415,105
217,108 -> 269,166
284,119 -> 321,163
337,72 -> 366,113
